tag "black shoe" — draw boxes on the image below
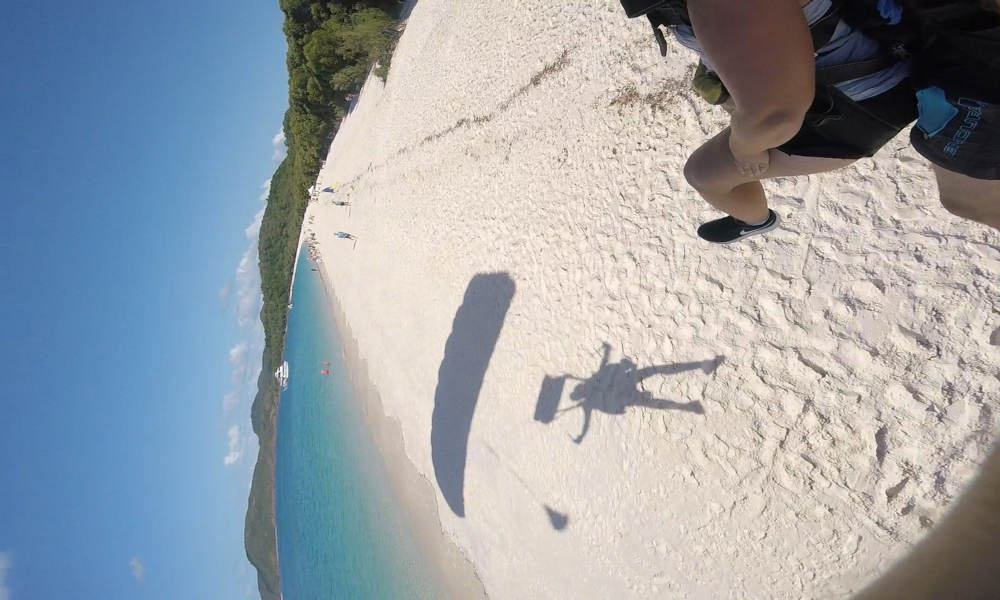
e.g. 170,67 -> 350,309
697,209 -> 780,244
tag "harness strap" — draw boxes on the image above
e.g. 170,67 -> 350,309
809,3 -> 843,50
814,54 -> 897,86
648,14 -> 670,56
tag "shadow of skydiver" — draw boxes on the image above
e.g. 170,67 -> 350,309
431,273 -> 516,517
535,343 -> 722,444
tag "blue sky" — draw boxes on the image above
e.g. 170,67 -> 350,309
0,2 -> 288,598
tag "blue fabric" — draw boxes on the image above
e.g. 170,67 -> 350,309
915,86 -> 960,137
877,0 -> 903,25
672,0 -> 910,101
835,60 -> 911,101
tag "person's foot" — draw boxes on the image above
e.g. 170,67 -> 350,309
697,209 -> 780,244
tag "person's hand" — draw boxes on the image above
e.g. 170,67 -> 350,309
732,148 -> 770,177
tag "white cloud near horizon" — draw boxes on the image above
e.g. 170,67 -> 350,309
272,130 -> 287,162
223,392 -> 239,413
218,282 -> 233,307
235,208 -> 265,328
219,167 -> 270,474
229,342 -> 249,385
221,179 -> 267,414
129,556 -> 144,584
224,425 -> 244,466
0,551 -> 11,600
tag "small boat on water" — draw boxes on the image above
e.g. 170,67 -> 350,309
275,361 -> 289,390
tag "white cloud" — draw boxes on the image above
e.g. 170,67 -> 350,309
218,282 -> 233,306
222,392 -> 239,413
228,342 -> 248,362
229,342 -> 250,385
224,425 -> 244,466
220,182 -> 267,414
245,205 -> 265,239
235,215 -> 264,329
219,170 -> 269,474
129,556 -> 145,583
272,130 -> 287,162
0,551 -> 11,600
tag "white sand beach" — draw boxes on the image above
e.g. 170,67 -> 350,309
302,1 -> 1000,597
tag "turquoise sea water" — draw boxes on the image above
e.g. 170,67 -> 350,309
275,249 -> 441,599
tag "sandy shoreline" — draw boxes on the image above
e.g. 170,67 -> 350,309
300,1 -> 1000,598
303,239 -> 487,598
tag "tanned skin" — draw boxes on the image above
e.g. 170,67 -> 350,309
680,0 -> 861,224
689,0 -> 814,169
931,167 -> 1000,232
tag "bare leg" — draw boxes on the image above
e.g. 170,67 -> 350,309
683,128 -> 857,223
931,164 -> 1000,231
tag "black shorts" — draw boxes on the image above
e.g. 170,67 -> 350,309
909,87 -> 1000,180
779,81 -> 918,160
